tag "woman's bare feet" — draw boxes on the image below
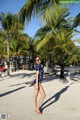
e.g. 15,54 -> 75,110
34,108 -> 42,114
37,108 -> 43,114
34,108 -> 37,113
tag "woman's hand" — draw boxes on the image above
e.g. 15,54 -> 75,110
36,84 -> 39,90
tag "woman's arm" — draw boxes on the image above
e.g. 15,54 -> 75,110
36,70 -> 39,90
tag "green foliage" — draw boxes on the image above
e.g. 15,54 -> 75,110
0,13 -> 14,32
34,2 -> 80,66
10,37 -> 28,57
36,33 -> 54,51
0,35 -> 7,60
0,1 -> 80,68
18,0 -> 60,25
72,13 -> 80,28
0,12 -> 30,62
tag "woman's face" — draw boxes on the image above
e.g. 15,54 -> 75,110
35,57 -> 41,64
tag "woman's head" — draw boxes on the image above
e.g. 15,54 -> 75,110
34,56 -> 41,64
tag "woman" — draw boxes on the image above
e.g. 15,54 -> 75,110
33,56 -> 46,114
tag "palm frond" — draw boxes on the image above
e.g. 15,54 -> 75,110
74,38 -> 80,44
69,55 -> 78,64
72,13 -> 80,28
36,33 -> 54,51
17,0 -> 60,25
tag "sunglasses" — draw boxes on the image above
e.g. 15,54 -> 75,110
36,59 -> 40,61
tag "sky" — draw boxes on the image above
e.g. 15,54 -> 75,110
0,0 -> 80,45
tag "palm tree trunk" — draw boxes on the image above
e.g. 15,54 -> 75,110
60,58 -> 64,79
15,56 -> 18,71
60,64 -> 64,78
7,35 -> 10,75
32,53 -> 34,69
28,50 -> 30,70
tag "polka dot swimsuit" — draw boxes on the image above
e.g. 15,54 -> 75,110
34,64 -> 44,84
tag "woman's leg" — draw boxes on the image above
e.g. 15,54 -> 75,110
37,83 -> 46,112
33,84 -> 39,112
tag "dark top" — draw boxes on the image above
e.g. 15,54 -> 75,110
34,64 -> 44,84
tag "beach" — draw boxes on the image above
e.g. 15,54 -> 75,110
0,70 -> 80,120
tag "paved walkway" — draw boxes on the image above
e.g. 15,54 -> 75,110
0,70 -> 80,120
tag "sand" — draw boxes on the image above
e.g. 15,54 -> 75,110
0,70 -> 80,120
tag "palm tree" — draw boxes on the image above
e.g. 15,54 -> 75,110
36,2 -> 70,50
18,0 -> 60,25
71,13 -> 80,66
0,32 -> 7,62
53,29 -> 75,78
36,27 -> 75,78
10,35 -> 28,70
0,13 -> 24,74
35,3 -> 75,78
0,13 -> 15,75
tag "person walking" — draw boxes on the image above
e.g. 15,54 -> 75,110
33,56 -> 46,114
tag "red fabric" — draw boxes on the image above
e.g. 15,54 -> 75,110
0,66 -> 5,71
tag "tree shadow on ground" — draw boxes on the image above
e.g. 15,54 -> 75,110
40,83 -> 74,112
8,75 -> 68,88
70,74 -> 80,82
29,75 -> 58,87
8,81 -> 33,87
0,86 -> 26,97
10,72 -> 35,79
8,75 -> 57,87
29,75 -> 68,87
70,78 -> 80,82
9,72 -> 79,87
